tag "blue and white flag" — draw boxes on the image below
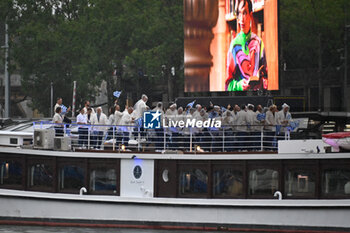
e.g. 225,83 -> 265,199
61,105 -> 67,113
276,125 -> 282,133
257,113 -> 266,121
287,120 -> 300,132
135,117 -> 143,128
113,90 -> 122,98
186,100 -> 196,108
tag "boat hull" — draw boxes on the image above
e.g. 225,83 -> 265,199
0,189 -> 350,232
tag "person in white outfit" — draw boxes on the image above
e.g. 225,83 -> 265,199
153,102 -> 164,114
152,102 -> 165,150
91,107 -> 108,149
276,103 -> 292,127
171,107 -> 185,149
53,106 -> 64,137
113,104 -> 124,145
235,104 -> 248,150
114,105 -> 123,126
76,108 -> 88,147
192,104 -> 202,119
221,108 -> 234,151
119,107 -> 135,146
265,104 -> 277,151
246,104 -> 260,150
276,103 -> 292,141
165,103 -> 177,124
106,106 -> 116,140
83,100 -> 95,115
134,94 -> 148,119
134,94 -> 149,138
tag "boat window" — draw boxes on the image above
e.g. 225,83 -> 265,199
248,168 -> 279,197
0,160 -> 22,186
322,168 -> 350,197
58,164 -> 85,192
213,167 -> 243,197
284,168 -> 316,198
28,163 -> 54,190
89,168 -> 117,194
179,168 -> 208,197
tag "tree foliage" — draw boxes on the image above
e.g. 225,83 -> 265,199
2,0 -> 183,115
280,0 -> 348,70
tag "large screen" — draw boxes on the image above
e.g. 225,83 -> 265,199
184,0 -> 279,92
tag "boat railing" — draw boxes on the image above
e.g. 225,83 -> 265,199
32,121 -> 293,152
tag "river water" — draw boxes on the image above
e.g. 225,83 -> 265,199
0,226 -> 248,233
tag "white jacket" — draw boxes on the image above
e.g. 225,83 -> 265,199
246,110 -> 261,132
134,99 -> 148,119
91,113 -> 108,131
276,110 -> 292,126
114,111 -> 123,126
265,110 -> 276,131
119,112 -> 134,132
235,110 -> 248,132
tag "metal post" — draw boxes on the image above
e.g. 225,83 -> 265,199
4,23 -> 10,118
163,128 -> 166,151
87,127 -> 90,149
168,68 -> 173,102
317,33 -> 323,111
72,81 -> 76,117
260,129 -> 264,151
138,127 -> 141,151
189,129 -> 193,152
222,128 -> 225,152
344,24 -> 349,112
50,82 -> 53,116
112,126 -> 115,151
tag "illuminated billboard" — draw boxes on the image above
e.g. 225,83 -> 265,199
184,0 -> 279,92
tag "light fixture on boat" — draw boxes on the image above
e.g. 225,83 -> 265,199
119,144 -> 126,152
195,145 -> 203,153
5,162 -> 9,178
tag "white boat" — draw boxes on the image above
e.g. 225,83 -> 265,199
0,121 -> 350,232
323,132 -> 350,152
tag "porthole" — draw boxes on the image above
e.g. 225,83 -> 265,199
162,169 -> 169,183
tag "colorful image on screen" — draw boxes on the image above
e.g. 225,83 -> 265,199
184,0 -> 279,92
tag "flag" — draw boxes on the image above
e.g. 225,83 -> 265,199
276,125 -> 282,133
287,120 -> 300,132
61,105 -> 67,113
113,90 -> 122,98
221,106 -> 227,112
135,117 -> 143,128
257,113 -> 266,121
186,100 -> 196,108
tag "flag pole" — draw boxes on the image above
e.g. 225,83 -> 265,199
72,81 -> 76,117
4,22 -> 10,118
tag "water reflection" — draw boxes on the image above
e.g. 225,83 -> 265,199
0,225 -> 243,233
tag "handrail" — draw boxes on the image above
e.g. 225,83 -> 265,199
33,121 -> 292,153
33,121 -> 296,129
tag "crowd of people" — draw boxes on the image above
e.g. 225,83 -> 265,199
52,94 -> 294,151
